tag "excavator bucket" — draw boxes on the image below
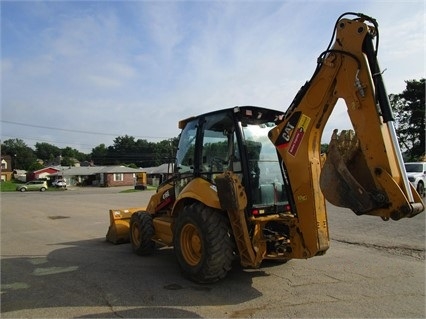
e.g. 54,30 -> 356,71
320,129 -> 379,215
320,130 -> 424,219
106,207 -> 146,244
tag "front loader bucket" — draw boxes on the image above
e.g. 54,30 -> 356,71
106,207 -> 146,244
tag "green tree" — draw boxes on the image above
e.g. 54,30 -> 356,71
27,161 -> 44,172
390,78 -> 425,161
35,142 -> 61,162
61,146 -> 88,162
109,135 -> 138,165
152,139 -> 175,166
1,138 -> 37,170
91,144 -> 109,165
60,146 -> 88,166
89,136 -> 178,167
134,139 -> 155,167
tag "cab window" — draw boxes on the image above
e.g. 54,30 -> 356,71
176,120 -> 198,175
200,112 -> 236,180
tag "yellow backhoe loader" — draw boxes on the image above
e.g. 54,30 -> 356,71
106,12 -> 424,283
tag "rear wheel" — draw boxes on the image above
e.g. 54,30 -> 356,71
130,211 -> 155,255
20,188 -> 26,192
173,202 -> 234,283
417,182 -> 425,197
40,187 -> 46,192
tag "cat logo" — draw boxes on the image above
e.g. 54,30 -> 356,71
273,111 -> 301,148
162,190 -> 170,200
282,122 -> 295,142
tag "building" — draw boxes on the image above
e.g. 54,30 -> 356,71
28,167 -> 62,181
1,155 -> 13,181
98,166 -> 145,187
143,163 -> 174,186
49,165 -> 146,187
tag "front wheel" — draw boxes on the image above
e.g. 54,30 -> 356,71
130,211 -> 155,255
173,202 -> 234,283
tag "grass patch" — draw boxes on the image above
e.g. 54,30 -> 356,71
119,185 -> 156,193
120,188 -> 140,193
1,180 -> 66,192
2,181 -> 156,193
49,187 -> 68,191
1,181 -> 19,192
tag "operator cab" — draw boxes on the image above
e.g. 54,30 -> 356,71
175,106 -> 292,215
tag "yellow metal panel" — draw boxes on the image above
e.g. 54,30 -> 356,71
173,177 -> 221,212
152,217 -> 174,246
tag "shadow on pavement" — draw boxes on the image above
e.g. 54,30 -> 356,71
1,237 -> 264,317
75,307 -> 203,318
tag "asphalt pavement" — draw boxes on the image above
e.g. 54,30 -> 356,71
1,187 -> 425,318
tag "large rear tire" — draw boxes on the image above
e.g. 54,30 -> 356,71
173,202 -> 234,283
130,211 -> 155,256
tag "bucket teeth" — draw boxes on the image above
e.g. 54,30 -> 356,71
320,129 -> 380,214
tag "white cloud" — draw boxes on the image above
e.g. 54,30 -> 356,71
1,1 -> 424,153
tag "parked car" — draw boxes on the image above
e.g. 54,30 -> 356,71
52,179 -> 67,188
16,180 -> 48,192
404,162 -> 426,197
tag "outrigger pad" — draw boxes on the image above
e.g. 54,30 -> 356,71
320,129 -> 381,215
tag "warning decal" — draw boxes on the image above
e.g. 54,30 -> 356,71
288,114 -> 311,156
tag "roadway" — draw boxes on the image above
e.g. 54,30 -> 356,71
1,187 -> 425,318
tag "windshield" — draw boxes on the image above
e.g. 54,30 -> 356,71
405,164 -> 423,173
241,122 -> 287,207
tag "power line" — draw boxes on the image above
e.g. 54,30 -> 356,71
1,120 -> 171,139
1,134 -> 96,151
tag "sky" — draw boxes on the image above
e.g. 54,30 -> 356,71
1,0 -> 425,153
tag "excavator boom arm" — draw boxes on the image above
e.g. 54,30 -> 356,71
268,13 -> 424,258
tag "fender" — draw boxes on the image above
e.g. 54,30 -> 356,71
172,177 -> 221,215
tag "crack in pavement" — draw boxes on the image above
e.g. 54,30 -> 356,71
332,239 -> 425,260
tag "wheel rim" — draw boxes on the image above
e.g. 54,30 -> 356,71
131,223 -> 141,246
180,224 -> 202,266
